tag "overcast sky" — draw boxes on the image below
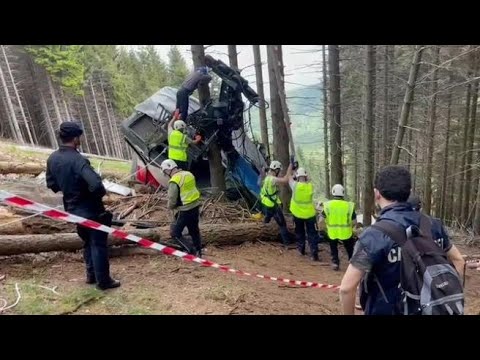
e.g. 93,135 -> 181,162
125,45 -> 323,95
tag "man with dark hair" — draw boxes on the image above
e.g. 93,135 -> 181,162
46,122 -> 120,290
339,165 -> 464,315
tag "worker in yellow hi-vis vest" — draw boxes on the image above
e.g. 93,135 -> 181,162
259,160 -> 293,247
167,117 -> 202,170
161,159 -> 202,257
321,184 -> 357,271
289,167 -> 320,261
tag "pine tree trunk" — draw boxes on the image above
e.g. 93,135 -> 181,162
83,94 -> 100,154
362,45 -> 376,226
328,45 -> 344,185
381,45 -> 390,167
0,57 -> 24,144
439,85 -> 453,219
266,45 -> 291,208
322,45 -> 331,198
228,45 -> 239,71
252,45 -> 270,157
47,76 -> 62,128
390,45 -> 424,164
462,56 -> 479,227
191,45 -> 226,194
1,45 -> 34,145
423,46 -> 441,215
90,78 -> 110,156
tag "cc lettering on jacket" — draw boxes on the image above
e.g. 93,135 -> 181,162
388,247 -> 402,263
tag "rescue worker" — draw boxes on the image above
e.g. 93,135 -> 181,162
321,184 -> 356,271
167,117 -> 202,170
260,160 -> 293,247
176,66 -> 212,121
339,166 -> 465,315
46,122 -> 120,290
161,159 -> 203,257
289,167 -> 319,260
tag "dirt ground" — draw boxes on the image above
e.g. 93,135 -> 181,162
1,241 -> 479,315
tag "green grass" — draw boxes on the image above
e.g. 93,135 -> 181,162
2,280 -> 105,315
1,143 -> 131,176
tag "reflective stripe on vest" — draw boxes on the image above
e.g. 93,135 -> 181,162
324,199 -> 354,240
290,182 -> 316,219
168,130 -> 188,162
260,176 -> 281,208
170,171 -> 200,206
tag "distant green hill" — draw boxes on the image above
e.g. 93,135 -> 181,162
246,84 -> 324,148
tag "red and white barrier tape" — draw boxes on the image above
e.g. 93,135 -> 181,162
0,190 -> 340,291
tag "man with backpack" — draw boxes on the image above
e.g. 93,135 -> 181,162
339,165 -> 465,315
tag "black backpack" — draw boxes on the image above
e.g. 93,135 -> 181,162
371,214 -> 464,315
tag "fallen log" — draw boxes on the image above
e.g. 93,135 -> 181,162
0,161 -> 125,180
0,222 -> 293,256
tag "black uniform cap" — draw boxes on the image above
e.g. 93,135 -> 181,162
59,122 -> 83,138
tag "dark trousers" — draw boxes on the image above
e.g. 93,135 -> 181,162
176,87 -> 191,121
293,216 -> 319,258
262,205 -> 290,245
328,237 -> 355,265
171,206 -> 202,253
76,211 -> 113,286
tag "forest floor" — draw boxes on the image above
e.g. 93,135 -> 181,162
1,140 -> 479,315
1,240 -> 479,315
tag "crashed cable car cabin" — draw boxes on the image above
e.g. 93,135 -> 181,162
121,55 -> 269,206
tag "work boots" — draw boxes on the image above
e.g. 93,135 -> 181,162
97,279 -> 121,291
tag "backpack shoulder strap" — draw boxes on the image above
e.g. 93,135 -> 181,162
419,213 -> 433,240
371,220 -> 407,247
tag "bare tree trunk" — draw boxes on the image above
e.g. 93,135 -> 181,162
1,45 -> 34,145
191,45 -> 225,194
362,45 -> 376,226
322,45 -> 331,197
0,91 -> 17,141
100,77 -> 120,158
457,83 -> 471,222
90,78 -> 110,156
473,174 -> 480,233
440,87 -> 453,220
390,45 -> 424,165
328,45 -> 344,185
228,45 -> 239,71
40,92 -> 57,147
0,57 -> 24,144
423,46 -> 441,215
47,76 -> 62,128
269,45 -> 295,157
462,56 -> 479,227
252,45 -> 270,158
83,94 -> 100,154
382,45 -> 391,166
447,150 -> 458,224
266,45 -> 291,208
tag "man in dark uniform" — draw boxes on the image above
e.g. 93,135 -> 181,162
46,122 -> 120,290
339,166 -> 464,315
175,66 -> 212,121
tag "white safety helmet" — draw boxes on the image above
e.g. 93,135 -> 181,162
160,159 -> 178,173
173,120 -> 187,131
331,184 -> 345,197
269,160 -> 283,171
296,167 -> 307,178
